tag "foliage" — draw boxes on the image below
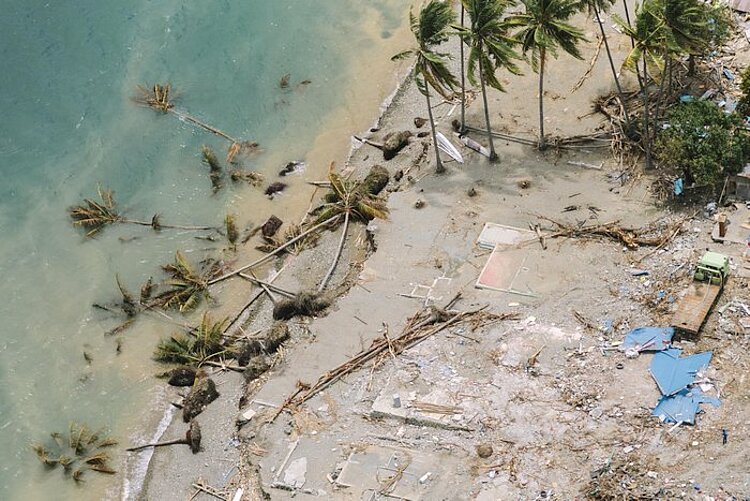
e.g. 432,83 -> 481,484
738,66 -> 750,118
654,101 -> 750,186
315,164 -> 389,224
32,422 -> 117,483
154,312 -> 228,366
225,214 -> 239,246
135,84 -> 174,112
391,1 -> 458,98
152,251 -> 225,312
510,0 -> 586,71
457,0 -> 521,92
69,187 -> 123,237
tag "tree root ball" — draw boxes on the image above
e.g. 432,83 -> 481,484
183,377 -> 220,422
273,292 -> 331,320
236,321 -> 290,365
165,367 -> 197,387
361,165 -> 390,196
243,356 -> 271,382
382,131 -> 412,160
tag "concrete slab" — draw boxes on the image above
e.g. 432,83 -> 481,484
476,246 -> 538,297
476,222 -> 537,250
335,444 -> 459,500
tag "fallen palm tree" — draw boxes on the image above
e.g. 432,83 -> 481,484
312,163 -> 389,292
32,422 -> 118,483
135,84 -> 259,162
69,187 -> 215,237
150,251 -> 229,312
272,303 -> 519,419
154,312 -> 228,366
126,420 -> 201,454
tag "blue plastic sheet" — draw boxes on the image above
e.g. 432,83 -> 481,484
674,178 -> 684,196
650,348 -> 713,396
652,388 -> 721,424
620,327 -> 674,352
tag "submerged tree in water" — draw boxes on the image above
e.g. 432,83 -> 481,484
151,251 -> 227,312
32,422 -> 118,483
69,187 -> 215,238
154,312 -> 228,366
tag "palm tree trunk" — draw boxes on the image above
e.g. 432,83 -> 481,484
654,55 -> 669,124
425,86 -> 445,173
478,57 -> 498,161
318,210 -> 350,292
595,8 -> 630,127
622,0 -> 635,49
208,214 -> 341,284
538,48 -> 546,150
642,52 -> 652,169
460,6 -> 466,134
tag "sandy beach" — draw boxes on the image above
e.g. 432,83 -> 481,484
136,2 -> 750,500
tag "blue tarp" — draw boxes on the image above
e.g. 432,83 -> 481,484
620,327 -> 674,352
650,348 -> 713,396
652,388 -> 721,424
674,178 -> 684,196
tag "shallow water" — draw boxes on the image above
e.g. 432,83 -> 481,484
0,0 -> 410,498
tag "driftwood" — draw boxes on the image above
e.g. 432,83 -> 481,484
538,214 -> 688,251
270,305 -> 519,420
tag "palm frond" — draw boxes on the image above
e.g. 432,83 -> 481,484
69,187 -> 123,237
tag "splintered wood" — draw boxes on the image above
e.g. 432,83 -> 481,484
272,306 -> 518,419
537,214 -> 689,251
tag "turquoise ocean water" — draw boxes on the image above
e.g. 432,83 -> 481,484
0,1 -> 408,498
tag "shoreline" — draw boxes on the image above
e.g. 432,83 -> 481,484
129,10 -> 416,501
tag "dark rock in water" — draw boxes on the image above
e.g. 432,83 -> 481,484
166,367 -> 197,387
279,161 -> 303,177
261,215 -> 283,237
279,73 -> 291,89
299,79 -> 312,86
187,420 -> 202,454
236,321 -> 290,365
243,356 -> 271,382
264,182 -> 287,197
183,377 -> 219,422
414,117 -> 427,128
361,165 -> 390,196
273,292 -> 331,320
416,131 -> 430,138
382,131 -> 412,160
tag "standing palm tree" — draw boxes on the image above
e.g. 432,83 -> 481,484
392,1 -> 459,174
458,0 -> 521,161
577,0 -> 630,127
459,3 -> 467,134
510,0 -> 586,149
615,0 -> 672,168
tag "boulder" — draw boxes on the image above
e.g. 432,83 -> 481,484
183,376 -> 220,422
382,131 -> 412,160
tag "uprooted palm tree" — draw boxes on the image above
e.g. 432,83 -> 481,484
151,251 -> 227,312
392,1 -> 458,173
154,312 -> 228,366
32,422 -> 118,483
458,0 -> 522,160
313,163 -> 389,292
510,0 -> 586,149
135,84 -> 259,163
69,187 -> 215,237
